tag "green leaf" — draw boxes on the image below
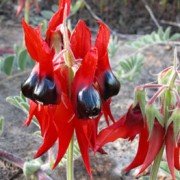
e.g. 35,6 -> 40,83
134,89 -> 146,117
170,33 -> 180,41
145,104 -> 156,136
129,27 -> 180,49
3,55 -> 14,75
118,53 -> 144,81
108,35 -> 120,58
18,49 -> 28,70
0,117 -> 4,136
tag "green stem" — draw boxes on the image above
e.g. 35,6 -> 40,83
67,135 -> 74,180
150,146 -> 164,180
24,0 -> 30,23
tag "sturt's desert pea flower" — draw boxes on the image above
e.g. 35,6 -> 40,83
20,0 -> 120,176
95,65 -> 180,179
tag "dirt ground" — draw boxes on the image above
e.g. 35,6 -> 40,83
0,19 -> 179,179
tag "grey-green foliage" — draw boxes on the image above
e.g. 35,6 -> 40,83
129,27 -> 180,49
6,92 -> 29,114
0,46 -> 33,75
117,53 -> 144,81
111,27 -> 180,82
108,36 -> 120,58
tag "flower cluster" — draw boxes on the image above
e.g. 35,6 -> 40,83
21,0 -> 120,176
21,0 -> 179,178
96,66 -> 180,179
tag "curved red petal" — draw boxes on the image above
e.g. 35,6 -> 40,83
46,0 -> 71,43
138,121 -> 165,174
59,0 -> 71,15
102,99 -> 115,125
124,105 -> 144,137
124,127 -> 149,172
75,121 -> 92,176
95,115 -> 127,151
35,122 -> 57,158
52,96 -> 74,168
22,20 -> 54,76
165,125 -> 175,179
24,100 -> 37,126
70,20 -> 91,59
35,106 -> 58,157
72,48 -> 98,91
72,48 -> 98,112
95,21 -> 110,59
174,146 -> 180,170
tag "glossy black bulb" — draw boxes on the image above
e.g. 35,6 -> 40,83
21,73 -> 38,100
103,71 -> 120,100
33,77 -> 57,105
77,86 -> 101,119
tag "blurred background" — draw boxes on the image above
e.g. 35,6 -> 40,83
0,0 -> 179,179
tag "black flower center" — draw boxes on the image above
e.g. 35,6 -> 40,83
77,86 -> 101,119
103,71 -> 120,100
21,73 -> 58,105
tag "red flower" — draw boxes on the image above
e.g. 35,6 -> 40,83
21,0 -> 120,176
96,105 -> 180,179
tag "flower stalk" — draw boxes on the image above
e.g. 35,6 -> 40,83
24,0 -> 30,23
67,136 -> 74,180
150,146 -> 164,180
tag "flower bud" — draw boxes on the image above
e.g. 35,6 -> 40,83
21,73 -> 38,100
33,77 -> 57,105
77,86 -> 101,119
103,71 -> 120,100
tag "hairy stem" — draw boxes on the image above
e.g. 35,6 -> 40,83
0,148 -> 52,180
150,146 -> 164,180
67,136 -> 74,180
24,0 -> 30,23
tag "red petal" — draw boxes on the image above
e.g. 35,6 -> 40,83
70,20 -> 91,59
35,106 -> 58,157
35,122 -> 57,158
102,99 -> 115,125
96,105 -> 144,151
124,105 -> 144,137
138,121 -> 165,174
71,48 -> 98,112
165,125 -> 176,179
22,20 -> 54,76
95,21 -> 110,58
95,115 -> 127,151
59,0 -> 71,15
174,146 -> 180,170
24,100 -> 37,126
72,47 -> 98,91
46,0 -> 71,43
52,96 -> 74,168
75,121 -> 92,176
124,127 -> 149,172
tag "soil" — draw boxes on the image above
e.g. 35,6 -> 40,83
0,0 -> 179,34
0,1 -> 179,179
